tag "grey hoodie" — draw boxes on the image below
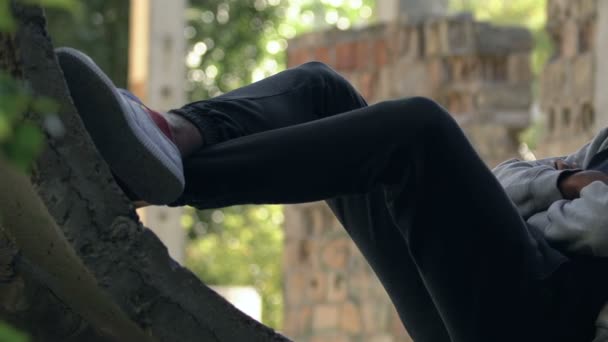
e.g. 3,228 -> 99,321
492,127 -> 608,341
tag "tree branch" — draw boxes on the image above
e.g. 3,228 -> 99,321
0,157 -> 155,342
0,2 -> 291,341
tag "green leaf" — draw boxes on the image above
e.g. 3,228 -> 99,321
4,93 -> 30,122
13,122 -> 44,155
23,0 -> 74,9
21,0 -> 82,17
0,114 -> 11,142
0,321 -> 28,342
3,122 -> 44,172
0,73 -> 32,123
31,97 -> 59,115
0,0 -> 16,33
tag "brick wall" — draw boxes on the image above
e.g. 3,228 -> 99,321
538,0 -> 598,157
282,13 -> 534,342
282,203 -> 411,342
287,13 -> 533,166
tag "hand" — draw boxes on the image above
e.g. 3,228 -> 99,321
558,170 -> 608,200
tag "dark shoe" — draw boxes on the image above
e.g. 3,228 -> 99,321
55,47 -> 184,204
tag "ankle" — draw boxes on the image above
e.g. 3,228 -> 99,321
163,112 -> 204,158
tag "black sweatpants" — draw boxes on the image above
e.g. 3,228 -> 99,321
170,62 -> 607,342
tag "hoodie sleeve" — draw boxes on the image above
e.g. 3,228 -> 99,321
492,146 -> 589,219
492,128 -> 608,219
527,181 -> 608,256
594,326 -> 608,342
594,304 -> 608,342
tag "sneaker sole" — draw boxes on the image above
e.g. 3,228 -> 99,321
55,47 -> 184,205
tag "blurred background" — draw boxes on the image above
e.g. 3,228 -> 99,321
5,0 -> 601,340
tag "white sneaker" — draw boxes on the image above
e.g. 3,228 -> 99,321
55,47 -> 184,204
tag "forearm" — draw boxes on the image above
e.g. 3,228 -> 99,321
493,158 -> 568,218
528,181 -> 608,256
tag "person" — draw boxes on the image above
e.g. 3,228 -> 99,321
55,47 -> 608,342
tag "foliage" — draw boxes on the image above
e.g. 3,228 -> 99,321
184,205 -> 285,328
0,321 -> 28,342
44,0 -> 129,87
0,1 -> 68,339
184,0 -> 283,100
520,116 -> 544,150
0,73 -> 56,171
0,0 -> 78,32
0,0 -> 16,32
185,0 -> 375,100
0,0 -> 77,172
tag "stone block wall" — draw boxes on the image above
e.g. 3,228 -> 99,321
282,13 -> 534,342
538,0 -> 598,157
287,13 -> 533,166
282,203 -> 412,342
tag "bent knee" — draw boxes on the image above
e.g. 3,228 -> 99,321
376,97 -> 457,133
299,61 -> 333,74
396,96 -> 444,114
298,61 -> 344,84
393,97 -> 451,121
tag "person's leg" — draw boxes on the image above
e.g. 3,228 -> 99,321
170,62 -> 451,341
169,61 -> 369,147
173,93 -> 567,341
57,49 -> 580,341
57,49 -> 450,341
325,190 -> 451,342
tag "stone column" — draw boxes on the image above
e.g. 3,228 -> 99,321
595,0 -> 608,130
377,0 -> 448,22
537,0 -> 598,157
129,0 -> 187,263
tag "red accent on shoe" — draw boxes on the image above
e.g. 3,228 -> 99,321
143,106 -> 175,143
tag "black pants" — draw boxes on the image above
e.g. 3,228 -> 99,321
170,62 -> 607,342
